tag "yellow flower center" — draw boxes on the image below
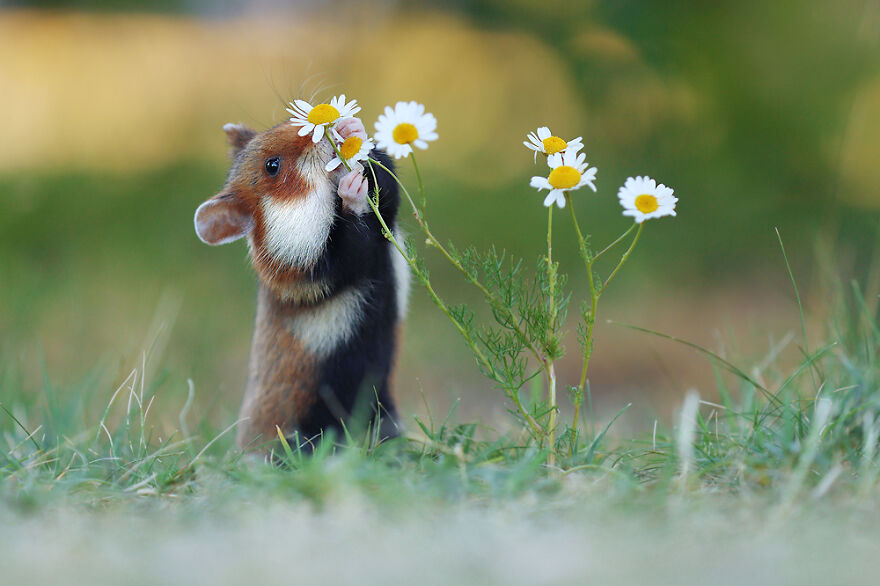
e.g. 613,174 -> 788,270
393,122 -> 419,144
547,165 -> 581,190
339,136 -> 363,160
542,136 -> 567,155
635,194 -> 659,213
307,103 -> 340,125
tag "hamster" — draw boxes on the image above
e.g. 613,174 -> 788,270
194,115 -> 409,451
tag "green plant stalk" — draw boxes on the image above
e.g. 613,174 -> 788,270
776,227 -> 820,390
0,403 -> 41,452
775,228 -> 809,356
570,392 -> 582,455
365,161 -> 544,436
599,223 -> 643,295
367,158 -> 506,309
594,224 -> 636,261
566,200 -> 596,427
566,196 -> 644,445
325,129 -> 353,172
368,157 -> 547,369
546,205 -> 558,463
372,201 -> 540,436
410,149 -> 426,208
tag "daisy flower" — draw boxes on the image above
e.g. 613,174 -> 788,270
523,127 -> 583,162
374,101 -> 438,159
287,94 -> 361,143
617,176 -> 677,223
529,149 -> 597,208
325,135 -> 375,172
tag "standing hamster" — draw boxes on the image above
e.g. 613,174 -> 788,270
194,114 -> 409,451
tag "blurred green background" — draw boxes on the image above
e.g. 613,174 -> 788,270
1,0 -> 879,435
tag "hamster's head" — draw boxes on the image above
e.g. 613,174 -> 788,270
195,121 -> 339,302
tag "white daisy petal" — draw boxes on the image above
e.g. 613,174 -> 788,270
289,94 -> 361,142
622,209 -> 645,223
530,176 -> 552,190
524,126 -> 586,160
616,175 -> 677,223
373,100 -> 438,158
578,167 -> 598,192
530,148 -> 598,205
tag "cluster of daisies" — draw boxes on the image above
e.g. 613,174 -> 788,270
525,127 -> 677,223
286,94 -> 677,224
286,94 -> 438,173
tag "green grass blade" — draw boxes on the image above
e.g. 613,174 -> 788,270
609,321 -> 782,407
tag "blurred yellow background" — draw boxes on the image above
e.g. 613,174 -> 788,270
1,1 -> 879,436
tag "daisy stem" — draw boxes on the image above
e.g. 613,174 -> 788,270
593,224 -> 636,261
368,157 -> 546,370
364,160 -> 543,437
566,196 -> 594,445
325,130 -> 352,172
546,205 -> 558,464
599,223 -> 644,295
567,204 -> 642,446
368,157 -> 423,224
410,150 -> 426,208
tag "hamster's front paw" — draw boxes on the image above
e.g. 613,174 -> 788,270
334,117 -> 368,141
337,169 -> 370,216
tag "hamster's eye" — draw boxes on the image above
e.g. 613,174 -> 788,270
264,156 -> 281,177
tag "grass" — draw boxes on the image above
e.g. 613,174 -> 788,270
0,310 -> 880,584
2,5 -> 879,579
0,243 -> 880,517
2,166 -> 880,582
4,243 -> 880,584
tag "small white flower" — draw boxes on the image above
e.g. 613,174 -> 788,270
287,94 -> 361,144
529,149 -> 597,208
523,127 -> 583,162
617,176 -> 677,223
374,101 -> 438,159
325,134 -> 375,172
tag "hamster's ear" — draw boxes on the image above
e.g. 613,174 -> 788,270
223,123 -> 257,156
194,192 -> 253,245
